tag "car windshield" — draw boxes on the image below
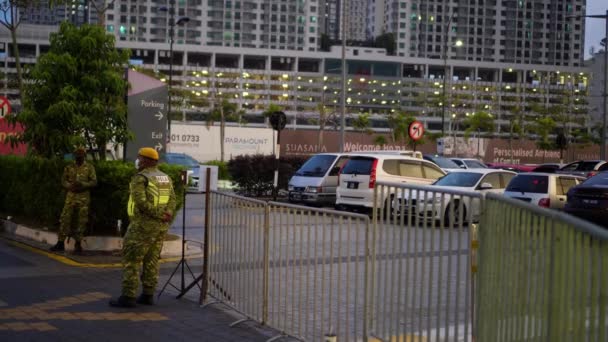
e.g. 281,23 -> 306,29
427,155 -> 460,169
577,161 -> 600,171
506,175 -> 549,193
341,157 -> 375,175
166,154 -> 199,168
582,173 -> 608,186
295,154 -> 337,177
433,172 -> 483,187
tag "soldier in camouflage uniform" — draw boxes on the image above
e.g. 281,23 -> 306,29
110,147 -> 176,308
50,147 -> 97,254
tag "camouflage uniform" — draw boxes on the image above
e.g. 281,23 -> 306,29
121,166 -> 176,298
58,161 -> 97,243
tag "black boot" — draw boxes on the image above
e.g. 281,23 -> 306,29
136,294 -> 155,305
73,241 -> 83,255
109,296 -> 136,308
50,241 -> 65,252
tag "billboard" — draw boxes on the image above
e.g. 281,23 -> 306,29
170,124 -> 275,162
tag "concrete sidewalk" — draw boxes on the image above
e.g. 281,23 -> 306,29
0,237 -> 282,342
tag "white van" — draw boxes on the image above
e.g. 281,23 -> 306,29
336,155 -> 446,213
288,153 -> 351,206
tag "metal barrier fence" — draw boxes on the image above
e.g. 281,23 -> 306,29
205,190 -> 370,341
477,193 -> 608,342
202,185 -> 607,341
370,182 -> 481,342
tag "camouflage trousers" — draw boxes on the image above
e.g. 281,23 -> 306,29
121,220 -> 169,298
58,192 -> 90,243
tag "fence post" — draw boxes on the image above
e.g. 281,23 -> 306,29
199,167 -> 212,305
263,204 -> 270,325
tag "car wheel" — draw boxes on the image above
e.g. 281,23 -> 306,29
444,201 -> 467,227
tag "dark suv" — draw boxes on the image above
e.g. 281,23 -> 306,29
564,172 -> 608,227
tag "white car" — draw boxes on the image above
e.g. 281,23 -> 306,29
503,173 -> 585,209
450,158 -> 488,169
395,169 -> 516,225
336,155 -> 446,213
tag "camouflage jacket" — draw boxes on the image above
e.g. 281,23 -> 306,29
62,161 -> 97,194
128,166 -> 176,224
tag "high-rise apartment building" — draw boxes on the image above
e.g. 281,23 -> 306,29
382,0 -> 585,67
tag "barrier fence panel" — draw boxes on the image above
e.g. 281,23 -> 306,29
206,191 -> 268,324
369,182 -> 480,342
477,193 -> 608,342
265,202 -> 371,341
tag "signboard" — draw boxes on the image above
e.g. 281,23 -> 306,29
126,70 -> 168,161
408,120 -> 424,141
170,124 -> 274,162
0,119 -> 26,156
0,96 -> 11,119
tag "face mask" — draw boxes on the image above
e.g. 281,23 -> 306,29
134,159 -> 140,169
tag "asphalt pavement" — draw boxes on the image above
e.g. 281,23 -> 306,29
0,236 -> 282,342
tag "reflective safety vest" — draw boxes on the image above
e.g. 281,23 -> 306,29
127,169 -> 172,217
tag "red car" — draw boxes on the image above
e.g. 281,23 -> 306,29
486,162 -> 537,173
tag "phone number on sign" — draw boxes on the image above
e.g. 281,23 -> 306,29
171,134 -> 200,142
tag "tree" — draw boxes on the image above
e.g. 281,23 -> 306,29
374,135 -> 387,146
209,98 -> 245,162
89,0 -> 117,27
462,111 -> 495,139
0,0 -> 41,92
507,106 -> 524,162
8,22 -> 130,159
532,117 -> 556,161
374,32 -> 396,55
351,113 -> 373,134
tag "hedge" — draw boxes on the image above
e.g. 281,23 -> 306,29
227,154 -> 308,197
0,156 -> 185,236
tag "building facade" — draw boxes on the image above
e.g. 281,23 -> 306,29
3,0 -> 591,136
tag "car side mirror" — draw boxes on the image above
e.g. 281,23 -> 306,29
479,182 -> 493,190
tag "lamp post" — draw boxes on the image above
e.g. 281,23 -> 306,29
161,1 -> 190,149
441,11 -> 462,155
568,11 -> 608,159
339,0 -> 348,152
442,11 -> 457,142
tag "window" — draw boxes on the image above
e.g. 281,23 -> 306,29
464,160 -> 486,168
506,175 -> 549,194
342,157 -> 375,175
422,165 -> 445,180
399,161 -> 423,178
297,154 -> 337,177
500,173 -> 515,188
329,157 -> 349,176
382,160 -> 400,176
557,177 -> 577,196
480,173 -> 501,189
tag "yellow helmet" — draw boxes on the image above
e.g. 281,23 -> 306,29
138,147 -> 159,161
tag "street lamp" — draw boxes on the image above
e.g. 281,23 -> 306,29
441,10 -> 462,153
160,2 -> 190,148
568,11 -> 608,159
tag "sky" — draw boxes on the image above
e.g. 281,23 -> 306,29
585,0 -> 608,58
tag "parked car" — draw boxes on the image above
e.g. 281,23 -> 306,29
486,162 -> 537,173
564,172 -> 608,227
531,163 -> 564,173
287,153 -> 351,206
336,155 -> 446,213
450,158 -> 488,169
395,169 -> 516,225
161,152 -> 200,187
423,154 -> 461,173
557,160 -> 608,178
503,173 -> 585,209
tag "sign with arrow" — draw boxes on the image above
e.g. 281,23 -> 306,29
126,71 -> 168,161
127,74 -> 169,160
408,120 -> 425,141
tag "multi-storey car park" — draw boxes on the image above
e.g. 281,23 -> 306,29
1,0 -> 591,136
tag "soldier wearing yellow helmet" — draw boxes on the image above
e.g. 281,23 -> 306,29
110,147 -> 176,308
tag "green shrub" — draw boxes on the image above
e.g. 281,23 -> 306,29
202,160 -> 230,180
0,156 -> 185,236
227,154 -> 308,197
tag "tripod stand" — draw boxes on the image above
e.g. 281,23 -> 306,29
158,172 -> 200,298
